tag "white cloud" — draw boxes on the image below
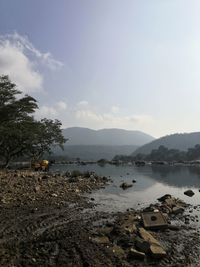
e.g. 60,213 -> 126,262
74,105 -> 154,130
35,101 -> 67,119
0,32 -> 63,93
36,105 -> 58,117
35,100 -> 154,134
56,101 -> 67,111
111,105 -> 119,114
77,100 -> 89,106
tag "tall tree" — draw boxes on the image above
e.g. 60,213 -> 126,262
0,75 -> 66,167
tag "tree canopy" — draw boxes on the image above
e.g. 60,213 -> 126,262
0,75 -> 66,167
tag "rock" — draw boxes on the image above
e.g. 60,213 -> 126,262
42,175 -> 49,180
150,244 -> 167,259
138,228 -> 166,258
34,185 -> 40,193
135,237 -> 150,253
132,179 -> 136,183
51,193 -> 58,197
75,189 -> 80,193
165,197 -> 177,208
98,227 -> 113,235
122,222 -> 137,234
172,206 -> 184,215
91,236 -> 110,244
185,217 -> 190,224
157,194 -> 172,202
139,228 -> 161,246
129,248 -> 145,260
120,182 -> 133,190
111,245 -> 125,258
168,225 -> 180,231
184,190 -> 195,197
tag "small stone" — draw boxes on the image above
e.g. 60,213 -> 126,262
157,194 -> 172,202
34,185 -> 40,193
150,244 -> 167,259
132,179 -> 136,183
172,206 -> 184,215
135,237 -> 150,253
91,236 -> 110,244
120,182 -> 133,190
111,245 -> 125,258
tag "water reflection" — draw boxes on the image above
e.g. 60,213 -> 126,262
140,165 -> 200,188
51,164 -> 200,211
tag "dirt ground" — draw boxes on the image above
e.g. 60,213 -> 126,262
0,170 -> 200,267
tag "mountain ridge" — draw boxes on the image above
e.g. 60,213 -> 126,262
132,132 -> 200,156
62,127 -> 155,146
52,127 -> 155,160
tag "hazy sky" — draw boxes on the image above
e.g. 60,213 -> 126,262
0,0 -> 200,137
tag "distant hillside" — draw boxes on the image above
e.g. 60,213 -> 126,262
132,132 -> 200,156
62,127 -> 154,146
52,145 -> 139,161
51,127 -> 154,160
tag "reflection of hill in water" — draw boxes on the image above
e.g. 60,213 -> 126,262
136,166 -> 200,188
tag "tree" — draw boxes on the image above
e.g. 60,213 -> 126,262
28,118 -> 67,161
0,75 -> 66,167
0,75 -> 37,124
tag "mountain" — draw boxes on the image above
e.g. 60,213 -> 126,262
52,127 -> 155,160
132,132 -> 200,156
62,127 -> 154,146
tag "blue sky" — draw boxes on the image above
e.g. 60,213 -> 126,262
0,0 -> 200,137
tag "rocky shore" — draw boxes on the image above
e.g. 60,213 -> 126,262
0,170 -> 199,267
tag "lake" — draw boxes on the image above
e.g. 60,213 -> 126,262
51,163 -> 200,212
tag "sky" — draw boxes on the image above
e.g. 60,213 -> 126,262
0,0 -> 200,138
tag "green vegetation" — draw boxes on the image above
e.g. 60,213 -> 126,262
114,145 -> 200,162
0,75 -> 66,167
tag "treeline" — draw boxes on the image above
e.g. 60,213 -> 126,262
0,75 -> 66,167
113,145 -> 200,162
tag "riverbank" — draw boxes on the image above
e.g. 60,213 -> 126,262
0,170 -> 199,266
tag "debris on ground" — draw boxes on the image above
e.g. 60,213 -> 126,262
0,171 -> 199,267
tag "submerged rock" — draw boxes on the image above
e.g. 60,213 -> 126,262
184,190 -> 195,197
120,182 -> 133,190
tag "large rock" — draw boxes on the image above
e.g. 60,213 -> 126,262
138,228 -> 166,258
184,190 -> 195,197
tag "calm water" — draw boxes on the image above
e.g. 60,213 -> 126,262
51,164 -> 200,212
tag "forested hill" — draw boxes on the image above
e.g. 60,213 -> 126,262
132,132 -> 200,156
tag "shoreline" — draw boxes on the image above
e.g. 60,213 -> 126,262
0,170 -> 199,266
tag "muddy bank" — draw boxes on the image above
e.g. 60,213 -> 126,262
0,170 -> 200,267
